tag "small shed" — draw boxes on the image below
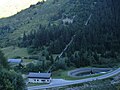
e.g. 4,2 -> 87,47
28,72 -> 52,83
8,59 -> 22,64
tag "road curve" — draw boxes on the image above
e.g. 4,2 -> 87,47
28,68 -> 120,90
68,68 -> 112,78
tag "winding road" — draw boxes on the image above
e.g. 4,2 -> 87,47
68,68 -> 112,78
28,68 -> 120,90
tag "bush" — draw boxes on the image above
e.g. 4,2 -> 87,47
28,55 -> 39,60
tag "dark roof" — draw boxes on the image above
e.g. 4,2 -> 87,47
28,72 -> 51,79
8,59 -> 22,63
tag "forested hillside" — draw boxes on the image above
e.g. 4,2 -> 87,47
21,0 -> 120,69
0,0 -> 120,71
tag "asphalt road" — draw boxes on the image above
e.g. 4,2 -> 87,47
28,68 -> 120,90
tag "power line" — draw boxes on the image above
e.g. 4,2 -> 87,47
85,13 -> 92,26
47,35 -> 75,72
47,1 -> 97,73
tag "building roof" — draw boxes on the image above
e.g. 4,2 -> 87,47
8,59 -> 22,64
28,72 -> 51,79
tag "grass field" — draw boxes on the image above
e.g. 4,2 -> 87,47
27,83 -> 48,87
1,46 -> 29,58
52,69 -> 79,80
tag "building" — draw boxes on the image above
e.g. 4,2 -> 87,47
62,17 -> 73,24
8,59 -> 22,64
28,72 -> 52,83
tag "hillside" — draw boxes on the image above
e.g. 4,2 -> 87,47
1,0 -> 120,89
0,0 -> 97,46
0,0 -> 120,69
0,0 -> 74,46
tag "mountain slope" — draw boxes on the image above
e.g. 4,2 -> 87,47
0,0 -> 71,46
0,0 -> 120,69
0,0 -> 95,47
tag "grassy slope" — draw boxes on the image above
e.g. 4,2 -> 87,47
1,46 -> 29,58
0,0 -> 70,41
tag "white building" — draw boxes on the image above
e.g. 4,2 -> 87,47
62,17 -> 73,24
28,72 -> 52,83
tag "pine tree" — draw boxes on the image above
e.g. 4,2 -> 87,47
0,50 -> 8,68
